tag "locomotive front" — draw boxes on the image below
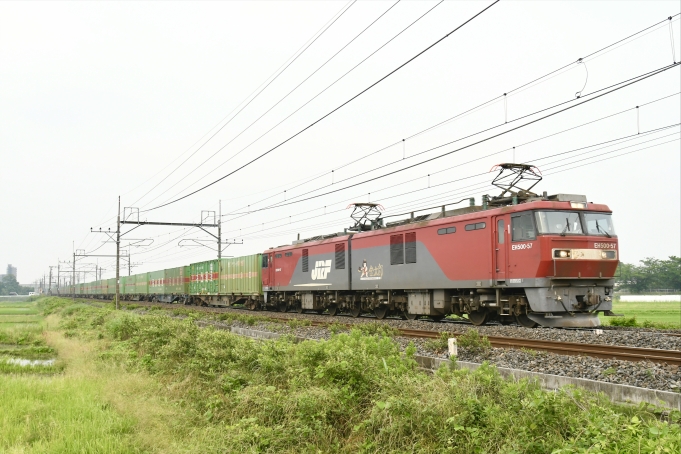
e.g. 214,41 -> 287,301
504,195 -> 618,327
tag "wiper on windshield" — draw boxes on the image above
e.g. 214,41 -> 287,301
560,217 -> 570,236
595,220 -> 612,238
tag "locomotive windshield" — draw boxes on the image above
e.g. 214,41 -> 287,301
584,212 -> 616,236
534,211 -> 583,235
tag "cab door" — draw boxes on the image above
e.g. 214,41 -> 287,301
261,253 -> 274,290
494,216 -> 508,281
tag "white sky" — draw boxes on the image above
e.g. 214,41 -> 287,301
1,1 -> 679,285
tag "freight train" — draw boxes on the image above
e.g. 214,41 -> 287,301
61,165 -> 619,328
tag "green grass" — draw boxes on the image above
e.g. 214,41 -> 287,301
42,297 -> 681,453
0,307 -> 40,315
600,301 -> 681,329
0,375 -> 142,452
1,296 -> 676,453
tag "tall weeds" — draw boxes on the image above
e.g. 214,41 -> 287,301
46,298 -> 680,453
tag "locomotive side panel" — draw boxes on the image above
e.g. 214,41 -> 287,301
351,217 -> 494,290
268,238 -> 350,291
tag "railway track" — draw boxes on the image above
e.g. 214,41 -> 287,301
84,298 -> 681,366
398,328 -> 681,366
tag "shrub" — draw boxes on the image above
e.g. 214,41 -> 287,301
355,322 -> 399,338
424,331 -> 453,353
45,298 -> 681,452
457,329 -> 492,354
609,316 -> 638,327
328,322 -> 346,335
287,319 -> 311,329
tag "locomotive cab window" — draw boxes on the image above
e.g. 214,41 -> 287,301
261,255 -> 269,268
535,211 -> 583,235
512,212 -> 536,241
584,212 -> 616,236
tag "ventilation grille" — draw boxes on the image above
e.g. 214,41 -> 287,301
335,243 -> 345,269
390,234 -> 404,265
302,249 -> 309,272
405,232 -> 416,264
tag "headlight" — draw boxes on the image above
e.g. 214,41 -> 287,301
554,249 -> 571,258
601,250 -> 616,259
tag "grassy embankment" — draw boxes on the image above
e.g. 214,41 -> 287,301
1,297 -> 679,453
600,301 -> 681,329
0,300 -> 142,452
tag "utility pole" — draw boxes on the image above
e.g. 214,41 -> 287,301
72,251 -> 76,301
48,266 -> 57,295
116,196 -> 120,311
218,199 -> 222,259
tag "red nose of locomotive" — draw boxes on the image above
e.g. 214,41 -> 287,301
511,196 -> 618,327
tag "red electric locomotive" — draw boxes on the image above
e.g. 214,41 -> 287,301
260,165 -> 618,328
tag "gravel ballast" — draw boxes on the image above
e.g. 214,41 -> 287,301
212,316 -> 681,393
215,306 -> 681,351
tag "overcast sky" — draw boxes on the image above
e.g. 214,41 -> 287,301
1,1 -> 679,285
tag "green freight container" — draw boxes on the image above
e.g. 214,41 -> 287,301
219,254 -> 262,295
135,273 -> 149,295
190,260 -> 219,295
122,276 -> 135,295
107,278 -> 116,297
164,266 -> 189,294
149,270 -> 164,295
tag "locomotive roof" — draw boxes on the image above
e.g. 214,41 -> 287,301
270,194 -> 612,250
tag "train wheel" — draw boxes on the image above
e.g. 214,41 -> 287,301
374,306 -> 388,319
515,314 -> 538,328
468,311 -> 489,326
403,311 -> 418,321
350,307 -> 361,318
327,305 -> 338,316
278,302 -> 287,312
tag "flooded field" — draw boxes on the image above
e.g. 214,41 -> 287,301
0,301 -> 60,374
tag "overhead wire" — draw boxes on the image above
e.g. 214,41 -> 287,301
82,0 -> 358,240
220,122 -> 679,238
141,0 -> 444,210
218,110 -> 680,237
136,1 -> 402,209
219,63 -> 680,217
142,0 -> 500,211
215,16 -> 681,219
130,0 -> 358,207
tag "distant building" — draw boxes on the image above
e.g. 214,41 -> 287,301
6,264 -> 17,278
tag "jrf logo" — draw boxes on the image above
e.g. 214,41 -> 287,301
311,260 -> 332,280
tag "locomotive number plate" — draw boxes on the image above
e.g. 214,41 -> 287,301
511,243 -> 533,250
594,243 -> 617,249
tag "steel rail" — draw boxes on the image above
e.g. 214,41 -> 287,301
397,328 -> 681,365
